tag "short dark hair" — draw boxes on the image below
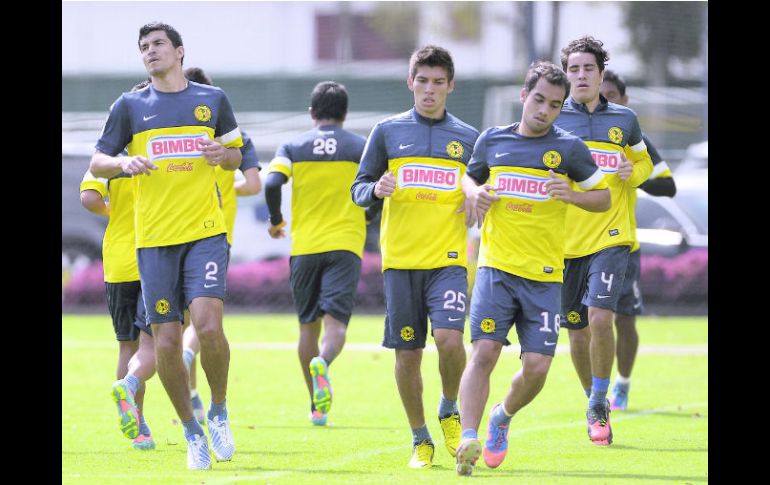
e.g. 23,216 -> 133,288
409,45 -> 455,82
560,36 -> 609,72
130,79 -> 151,92
601,69 -> 626,97
138,22 -> 184,65
185,67 -> 213,86
523,61 -> 570,101
310,81 -> 348,122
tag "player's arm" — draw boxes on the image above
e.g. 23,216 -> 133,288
365,199 -> 383,224
351,123 -> 391,207
552,140 -> 610,212
210,92 -> 244,170
638,136 -> 676,197
200,138 -> 242,170
618,119 -> 653,187
90,151 -> 157,178
80,189 -> 109,217
461,132 -> 498,228
545,170 -> 610,212
235,167 -> 262,196
264,144 -> 293,238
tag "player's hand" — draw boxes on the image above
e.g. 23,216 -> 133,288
545,170 -> 572,203
374,172 -> 396,199
119,155 -> 157,176
617,153 -> 632,181
268,220 -> 287,239
200,138 -> 226,166
465,183 -> 500,228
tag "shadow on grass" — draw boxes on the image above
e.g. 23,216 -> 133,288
244,425 -> 400,431
607,444 -> 707,452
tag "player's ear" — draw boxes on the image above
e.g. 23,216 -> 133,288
177,45 -> 185,61
447,79 -> 455,94
407,75 -> 414,92
520,87 -> 528,103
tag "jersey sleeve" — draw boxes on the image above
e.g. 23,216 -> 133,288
267,142 -> 293,179
567,139 -> 606,190
214,92 -> 243,149
79,169 -> 108,197
351,122 -> 389,207
465,129 -> 490,184
238,131 -> 261,171
624,117 -> 653,187
95,95 -> 132,156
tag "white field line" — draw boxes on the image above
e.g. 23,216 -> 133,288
61,340 -> 708,355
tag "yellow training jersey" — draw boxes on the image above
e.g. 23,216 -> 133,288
95,81 -> 243,248
351,109 -> 479,270
555,96 -> 653,258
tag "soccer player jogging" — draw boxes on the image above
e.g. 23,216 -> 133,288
351,45 -> 479,469
599,70 -> 677,411
80,92 -> 159,449
178,67 -> 263,426
554,36 -> 654,446
89,22 -> 243,470
454,61 -> 610,476
264,81 -> 368,426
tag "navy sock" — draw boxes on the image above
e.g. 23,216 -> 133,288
138,414 -> 151,436
124,374 -> 140,395
438,396 -> 458,418
489,403 -> 513,427
208,399 -> 227,420
191,390 -> 203,408
584,387 -> 591,398
182,418 -> 204,439
411,425 -> 431,445
588,376 -> 610,408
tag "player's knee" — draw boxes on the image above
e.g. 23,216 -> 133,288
522,355 -> 552,381
588,307 -> 614,328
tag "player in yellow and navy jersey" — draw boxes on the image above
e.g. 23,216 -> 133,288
80,78 -> 160,452
89,22 -> 242,470
264,81 -> 367,428
351,45 -> 479,469
554,36 -> 654,447
453,61 -> 609,476
600,70 -> 677,412
179,67 -> 263,428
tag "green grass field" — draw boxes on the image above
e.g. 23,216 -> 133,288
62,314 -> 707,484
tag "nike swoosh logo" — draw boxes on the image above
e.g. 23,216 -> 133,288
203,283 -> 218,288
597,295 -> 611,299
495,152 -> 509,158
399,143 -> 414,149
448,317 -> 464,322
143,114 -> 158,121
544,341 -> 556,346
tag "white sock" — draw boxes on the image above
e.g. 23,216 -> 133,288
615,375 -> 631,385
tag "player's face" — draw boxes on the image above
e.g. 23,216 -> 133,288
519,78 -> 566,137
566,52 -> 602,105
139,30 -> 183,77
600,81 -> 628,106
407,65 -> 455,119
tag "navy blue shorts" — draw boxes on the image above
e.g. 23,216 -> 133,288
470,267 -> 561,356
137,233 -> 229,324
615,249 -> 644,316
382,266 -> 467,349
105,281 -> 142,341
561,246 -> 629,330
290,250 -> 361,325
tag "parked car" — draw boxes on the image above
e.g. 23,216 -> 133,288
675,140 -> 707,173
636,169 -> 708,257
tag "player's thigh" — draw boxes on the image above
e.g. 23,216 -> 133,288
105,280 -> 141,341
290,253 -> 324,324
318,250 -> 361,325
584,246 -> 630,311
514,279 -> 562,357
137,245 -> 185,324
468,267 -> 516,346
183,233 -> 229,305
562,256 -> 590,330
383,269 -> 428,349
615,249 -> 644,316
425,265 -> 468,334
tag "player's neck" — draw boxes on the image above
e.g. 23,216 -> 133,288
314,118 -> 343,128
151,69 -> 188,93
583,96 -> 601,113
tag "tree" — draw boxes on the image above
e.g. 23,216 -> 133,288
622,2 -> 705,84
